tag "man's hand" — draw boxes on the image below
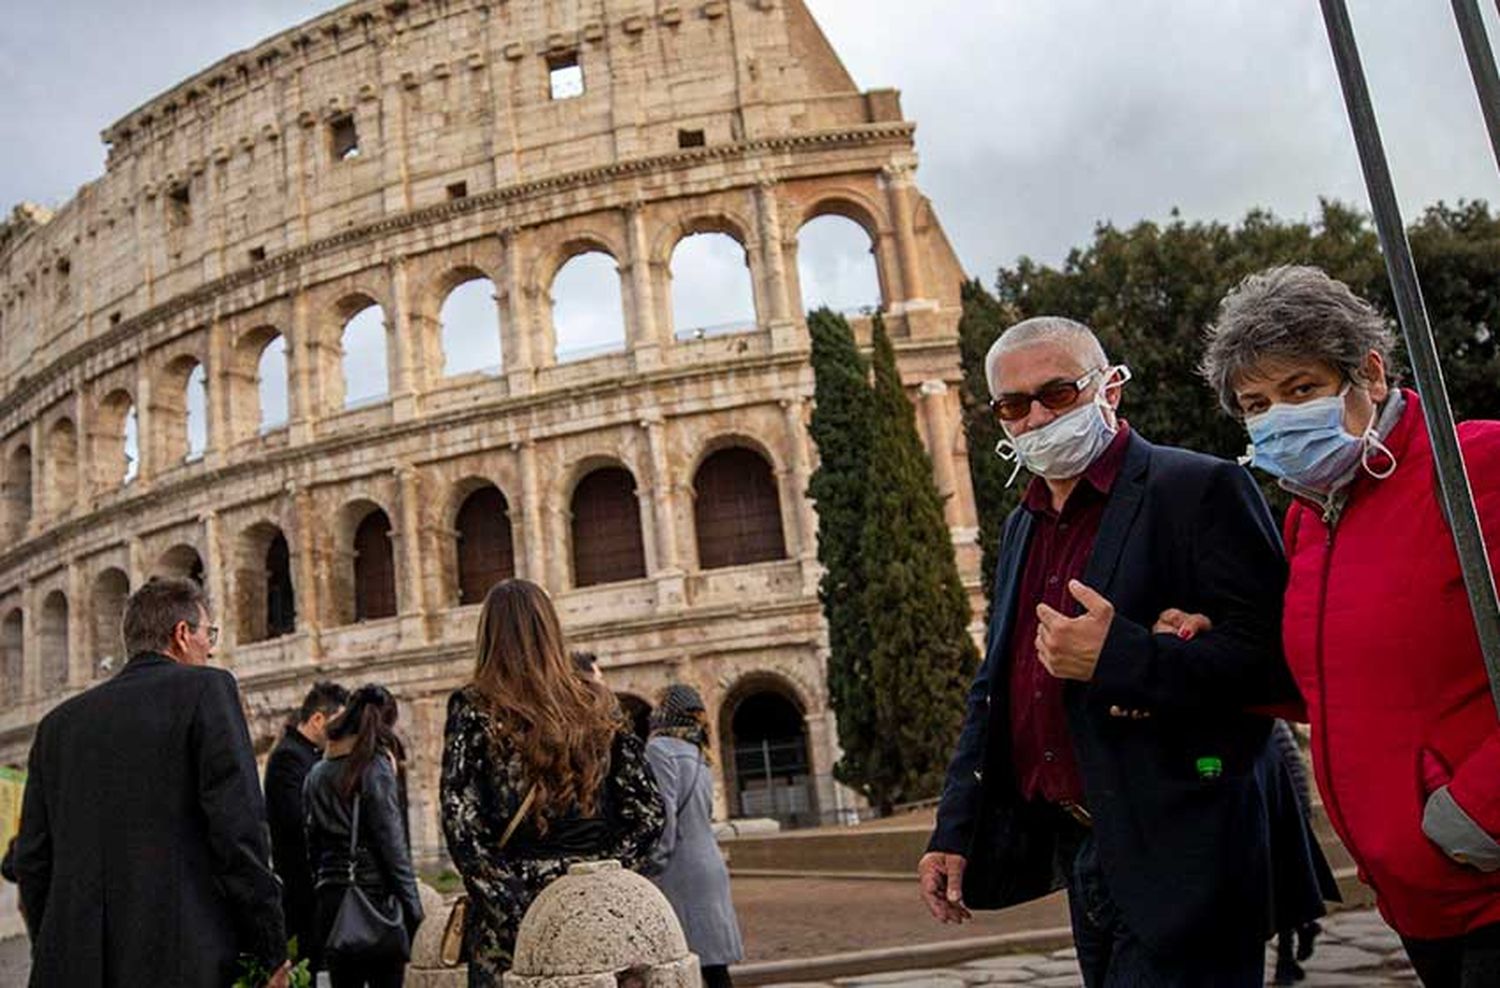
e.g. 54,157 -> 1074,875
262,961 -> 291,988
1152,608 -> 1213,640
918,851 -> 972,924
1036,580 -> 1115,681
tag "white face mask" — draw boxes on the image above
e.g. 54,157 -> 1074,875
995,366 -> 1131,486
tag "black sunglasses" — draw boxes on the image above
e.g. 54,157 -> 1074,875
990,368 -> 1104,423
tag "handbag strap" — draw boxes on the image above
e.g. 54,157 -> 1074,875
345,792 -> 361,885
499,785 -> 537,851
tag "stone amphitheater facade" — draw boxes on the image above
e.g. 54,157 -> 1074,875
0,0 -> 978,859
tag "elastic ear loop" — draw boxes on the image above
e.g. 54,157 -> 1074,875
1361,429 -> 1398,480
994,437 -> 1024,487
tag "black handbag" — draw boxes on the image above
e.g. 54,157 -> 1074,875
324,792 -> 412,962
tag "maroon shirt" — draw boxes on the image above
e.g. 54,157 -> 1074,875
1008,424 -> 1131,805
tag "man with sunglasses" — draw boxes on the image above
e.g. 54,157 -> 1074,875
13,577 -> 290,987
919,317 -> 1325,986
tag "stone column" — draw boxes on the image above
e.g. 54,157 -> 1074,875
515,441 -> 548,587
883,161 -> 928,307
66,561 -> 86,686
757,180 -> 805,353
387,258 -> 420,421
288,292 -> 323,444
20,582 -> 36,700
127,536 -> 146,590
501,228 -> 539,395
625,203 -> 664,372
204,319 -> 231,468
133,362 -> 154,484
918,380 -> 961,527
291,484 -> 325,659
201,509 -> 234,659
25,420 -> 42,539
642,417 -> 685,609
779,397 -> 817,559
72,381 -> 94,515
395,466 -> 429,632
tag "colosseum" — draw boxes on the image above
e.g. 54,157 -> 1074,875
0,0 -> 977,860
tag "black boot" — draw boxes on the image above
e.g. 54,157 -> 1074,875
1273,931 -> 1306,985
1296,920 -> 1322,962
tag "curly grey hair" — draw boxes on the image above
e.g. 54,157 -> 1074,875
1200,265 -> 1396,416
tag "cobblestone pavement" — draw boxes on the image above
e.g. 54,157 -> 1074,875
760,909 -> 1419,988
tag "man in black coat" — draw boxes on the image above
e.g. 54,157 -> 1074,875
264,680 -> 347,970
13,577 -> 289,987
919,318 -> 1329,985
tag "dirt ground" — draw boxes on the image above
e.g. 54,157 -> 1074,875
730,876 -> 1070,962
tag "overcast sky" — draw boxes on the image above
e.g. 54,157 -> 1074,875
3,1 -> 1498,280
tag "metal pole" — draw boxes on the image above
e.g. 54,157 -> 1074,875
1451,0 -> 1500,172
1321,0 -> 1500,716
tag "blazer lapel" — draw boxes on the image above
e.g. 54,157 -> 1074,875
1079,432 -> 1151,605
990,510 -> 1037,658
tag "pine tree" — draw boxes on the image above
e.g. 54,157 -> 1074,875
856,316 -> 980,813
804,309 -> 879,800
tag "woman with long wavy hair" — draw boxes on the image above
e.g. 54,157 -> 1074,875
440,579 -> 664,987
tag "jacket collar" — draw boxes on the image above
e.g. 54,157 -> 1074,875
1078,430 -> 1152,600
120,651 -> 176,674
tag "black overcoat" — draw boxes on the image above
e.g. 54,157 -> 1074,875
264,725 -> 321,963
929,433 -> 1333,960
13,652 -> 285,986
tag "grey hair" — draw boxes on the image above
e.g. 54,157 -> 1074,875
984,316 -> 1110,397
1201,265 -> 1396,416
122,577 -> 210,658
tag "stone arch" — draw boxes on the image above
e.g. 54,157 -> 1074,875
569,462 -> 647,588
153,354 -> 207,466
156,543 -> 206,585
39,589 -> 69,694
44,418 -> 79,519
337,294 -> 390,410
436,268 -> 504,378
796,194 -> 889,315
717,670 -> 817,824
236,520 -> 296,644
4,444 -> 32,540
693,446 -> 787,570
0,609 -> 22,704
229,325 -> 290,440
90,567 -> 130,677
451,480 -> 515,606
666,227 -> 758,341
92,388 -> 138,490
546,244 -> 627,364
336,498 -> 397,623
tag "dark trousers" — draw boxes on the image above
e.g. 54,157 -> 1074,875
1066,831 -> 1265,988
701,964 -> 733,988
1402,923 -> 1500,988
315,885 -> 408,988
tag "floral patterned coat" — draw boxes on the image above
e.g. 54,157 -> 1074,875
440,687 -> 664,987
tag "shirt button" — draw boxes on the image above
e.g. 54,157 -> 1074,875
1034,690 -> 1043,700
1043,750 -> 1056,763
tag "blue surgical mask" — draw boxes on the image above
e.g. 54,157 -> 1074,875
1241,387 -> 1395,492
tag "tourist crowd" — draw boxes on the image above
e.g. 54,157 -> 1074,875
6,265 -> 1499,988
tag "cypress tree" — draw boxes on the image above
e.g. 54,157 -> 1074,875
805,308 -> 878,798
856,316 -> 980,813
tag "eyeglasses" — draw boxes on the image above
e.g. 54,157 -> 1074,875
189,623 -> 220,646
990,368 -> 1104,423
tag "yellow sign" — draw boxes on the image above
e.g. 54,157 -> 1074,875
0,766 -> 25,850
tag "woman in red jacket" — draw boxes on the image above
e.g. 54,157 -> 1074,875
1198,265 -> 1500,987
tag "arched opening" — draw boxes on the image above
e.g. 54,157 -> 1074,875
93,390 -> 138,490
551,251 -> 626,363
797,214 -> 883,316
570,467 -> 647,588
352,507 -> 397,621
617,693 -> 653,741
0,610 -> 22,704
720,680 -> 815,826
45,419 -> 79,518
40,590 -> 69,694
90,568 -> 130,678
236,523 -> 296,644
341,302 -> 389,408
4,445 -> 31,540
256,335 -> 290,431
693,447 -> 787,570
185,363 -> 208,461
157,544 -> 206,586
454,485 -> 515,605
669,232 -> 757,340
440,277 -> 504,377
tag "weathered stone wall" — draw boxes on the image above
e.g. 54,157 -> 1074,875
0,0 -> 978,860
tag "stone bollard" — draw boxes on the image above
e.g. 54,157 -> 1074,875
504,860 -> 701,988
406,880 -> 465,988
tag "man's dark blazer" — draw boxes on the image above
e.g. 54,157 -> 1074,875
264,725 -> 321,965
929,432 -> 1324,959
13,652 -> 286,986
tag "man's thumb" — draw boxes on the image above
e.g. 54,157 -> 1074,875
1068,580 -> 1109,615
945,856 -> 966,902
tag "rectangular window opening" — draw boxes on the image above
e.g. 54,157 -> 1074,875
167,184 -> 191,228
548,53 -> 584,100
109,311 -> 123,327
446,181 -> 468,200
678,129 -> 706,149
330,114 -> 360,161
248,246 -> 267,264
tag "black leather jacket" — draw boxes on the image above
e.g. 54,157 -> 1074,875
303,752 -> 424,932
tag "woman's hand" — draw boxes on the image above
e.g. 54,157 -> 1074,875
1152,608 -> 1213,640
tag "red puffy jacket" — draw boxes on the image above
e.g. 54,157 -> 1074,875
1282,390 -> 1500,938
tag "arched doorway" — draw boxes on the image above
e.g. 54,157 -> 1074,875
720,678 -> 816,827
